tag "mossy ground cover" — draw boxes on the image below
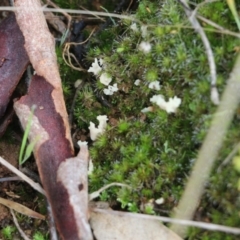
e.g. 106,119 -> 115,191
1,0 -> 240,239
57,0 -> 240,239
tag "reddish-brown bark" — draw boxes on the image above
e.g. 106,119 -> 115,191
13,0 -> 92,238
14,75 -> 82,239
0,14 -> 29,118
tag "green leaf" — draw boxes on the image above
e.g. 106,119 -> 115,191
21,136 -> 40,164
233,155 -> 240,172
226,0 -> 240,31
19,105 -> 36,165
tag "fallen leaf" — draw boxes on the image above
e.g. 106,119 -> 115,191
90,210 -> 182,240
0,197 -> 45,220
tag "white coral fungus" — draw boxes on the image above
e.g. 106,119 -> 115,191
134,79 -> 141,86
148,81 -> 161,90
141,25 -> 148,38
100,72 -> 112,86
77,140 -> 88,147
155,198 -> 164,205
150,95 -> 166,109
87,58 -> 103,75
139,41 -> 151,53
88,158 -> 94,175
130,23 -> 138,32
89,115 -> 108,141
141,106 -> 153,113
97,115 -> 108,130
74,79 -> 82,88
150,95 -> 181,113
166,96 -> 182,113
103,83 -> 118,95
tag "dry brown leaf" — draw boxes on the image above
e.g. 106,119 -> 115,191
90,210 -> 182,240
0,197 -> 45,220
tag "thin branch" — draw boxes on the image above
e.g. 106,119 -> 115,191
217,142 -> 240,172
191,0 -> 220,12
44,0 -> 72,31
0,157 -> 45,195
177,0 -> 219,105
10,209 -> 31,240
0,6 -> 239,38
197,15 -> 240,38
0,6 -> 137,22
89,183 -> 131,201
0,176 -> 22,182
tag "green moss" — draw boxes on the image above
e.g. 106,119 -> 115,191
1,226 -> 16,240
33,232 -> 47,240
55,0 -> 240,239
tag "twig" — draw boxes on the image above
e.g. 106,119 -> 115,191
177,0 -> 219,105
0,157 -> 45,195
217,142 -> 240,172
0,6 -> 138,22
79,5 -> 105,22
89,183 -> 131,201
170,53 -> 240,237
0,176 -> 22,182
197,15 -> 240,38
20,166 -> 41,183
45,0 -> 72,31
92,208 -> 240,235
191,0 -> 220,12
1,6 -> 240,38
10,209 -> 31,240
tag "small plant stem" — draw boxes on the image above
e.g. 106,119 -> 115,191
10,209 -> 31,240
0,156 -> 45,195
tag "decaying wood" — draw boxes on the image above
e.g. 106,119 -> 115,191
13,0 -> 92,239
0,13 -> 29,118
14,75 -> 86,240
14,0 -> 72,147
57,142 -> 93,240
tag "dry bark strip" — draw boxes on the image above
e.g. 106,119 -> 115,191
13,0 -> 92,239
14,76 -> 92,239
57,142 -> 92,240
0,13 -> 29,118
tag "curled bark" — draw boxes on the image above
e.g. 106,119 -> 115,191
13,0 -> 92,238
